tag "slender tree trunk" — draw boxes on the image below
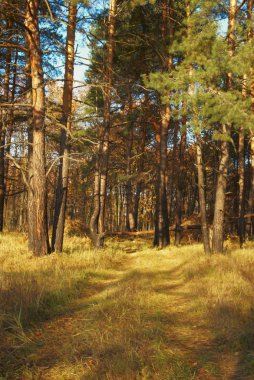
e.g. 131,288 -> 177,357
52,2 -> 77,252
212,0 -> 236,253
0,125 -> 5,231
126,127 -> 135,231
237,0 -> 253,246
212,126 -> 230,253
196,134 -> 211,253
154,107 -> 170,247
175,115 -> 186,245
186,0 -> 210,253
248,137 -> 254,237
90,0 -> 116,248
134,121 -> 146,230
0,23 -> 12,232
154,0 -> 173,247
25,0 -> 49,256
125,86 -> 135,231
25,55 -> 35,250
247,0 -> 254,238
5,47 -> 18,209
238,124 -> 245,247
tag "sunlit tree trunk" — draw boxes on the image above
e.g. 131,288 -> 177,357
25,0 -> 49,256
212,0 -> 236,253
52,2 -> 77,252
247,0 -> 254,238
90,0 -> 116,248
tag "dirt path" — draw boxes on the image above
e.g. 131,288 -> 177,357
2,249 -> 254,380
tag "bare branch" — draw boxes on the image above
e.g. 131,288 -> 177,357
6,153 -> 30,189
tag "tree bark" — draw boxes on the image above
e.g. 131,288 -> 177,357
0,22 -> 12,232
196,134 -> 211,253
90,0 -> 116,248
186,1 -> 211,253
238,125 -> 245,247
126,127 -> 135,231
212,0 -> 237,253
175,115 -> 186,245
247,0 -> 254,238
154,0 -> 172,247
25,0 -> 49,256
52,2 -> 77,252
134,120 -> 146,231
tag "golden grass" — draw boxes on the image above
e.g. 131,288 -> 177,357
1,234 -> 254,379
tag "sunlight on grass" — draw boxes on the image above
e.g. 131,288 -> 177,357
1,233 -> 254,379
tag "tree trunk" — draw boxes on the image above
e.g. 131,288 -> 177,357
5,47 -> 18,213
134,121 -> 146,231
212,0 -> 237,253
154,0 -> 173,247
90,0 -> 116,248
212,127 -> 230,253
248,137 -> 254,238
196,134 -> 211,253
175,115 -> 186,245
25,0 -> 49,256
126,128 -> 135,231
0,23 -> 12,232
238,126 -> 245,247
154,106 -> 170,247
52,2 -> 77,252
247,0 -> 254,238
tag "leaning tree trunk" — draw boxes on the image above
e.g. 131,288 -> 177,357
212,0 -> 236,253
52,2 -> 77,253
90,0 -> 116,248
25,0 -> 49,256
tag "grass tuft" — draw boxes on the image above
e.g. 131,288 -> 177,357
1,234 -> 254,379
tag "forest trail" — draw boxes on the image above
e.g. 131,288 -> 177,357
2,243 -> 254,380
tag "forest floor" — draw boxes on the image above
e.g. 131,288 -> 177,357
1,233 -> 254,379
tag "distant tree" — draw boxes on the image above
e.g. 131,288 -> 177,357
52,1 -> 78,253
89,0 -> 117,248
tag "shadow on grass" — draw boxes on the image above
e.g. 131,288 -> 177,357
1,255 -> 254,379
0,264 -> 195,380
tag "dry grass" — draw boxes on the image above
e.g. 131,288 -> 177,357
1,233 -> 254,379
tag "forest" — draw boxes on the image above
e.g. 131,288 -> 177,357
1,0 -> 254,379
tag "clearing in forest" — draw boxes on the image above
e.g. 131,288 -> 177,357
1,234 -> 254,379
